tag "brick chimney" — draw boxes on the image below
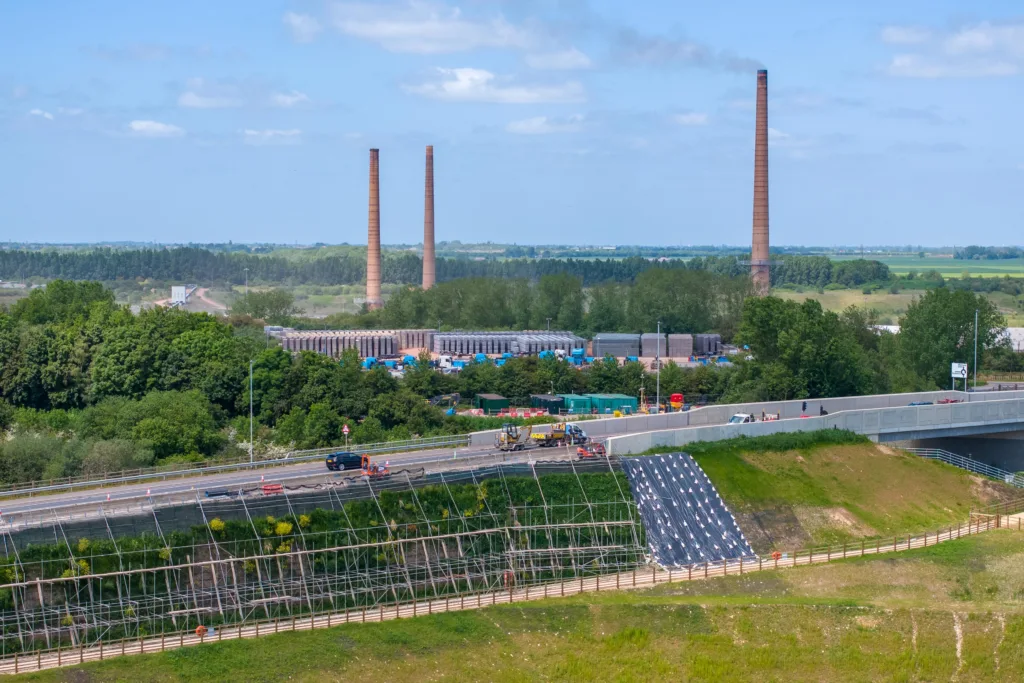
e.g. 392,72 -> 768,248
366,148 -> 383,309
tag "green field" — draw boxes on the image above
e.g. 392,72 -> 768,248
832,254 -> 1024,278
27,531 -> 1024,682
776,288 -> 1024,326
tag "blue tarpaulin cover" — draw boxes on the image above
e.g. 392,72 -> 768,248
622,453 -> 756,567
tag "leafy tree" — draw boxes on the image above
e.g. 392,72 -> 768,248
11,280 -> 114,324
897,289 -> 1004,389
230,289 -> 300,324
80,440 -> 155,477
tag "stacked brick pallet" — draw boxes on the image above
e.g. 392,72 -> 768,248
271,329 -> 436,358
432,332 -> 584,356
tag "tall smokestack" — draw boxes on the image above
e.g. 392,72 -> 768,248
422,145 -> 436,290
751,69 -> 770,295
366,148 -> 383,310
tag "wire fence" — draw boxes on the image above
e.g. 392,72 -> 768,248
904,448 -> 1024,488
1,507 -> 1020,676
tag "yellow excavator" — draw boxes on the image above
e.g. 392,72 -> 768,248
495,423 -> 533,452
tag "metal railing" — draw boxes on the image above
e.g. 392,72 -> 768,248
0,435 -> 471,499
2,508 -> 1021,675
904,448 -> 1024,488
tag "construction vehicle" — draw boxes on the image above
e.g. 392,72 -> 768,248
495,423 -> 533,451
576,443 -> 606,460
531,423 -> 588,447
360,453 -> 391,479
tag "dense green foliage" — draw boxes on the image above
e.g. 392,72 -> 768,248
371,270 -> 750,336
0,246 -> 891,289
956,245 -> 1024,260
0,278 -> 1016,485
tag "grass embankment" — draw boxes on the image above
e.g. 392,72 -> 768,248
647,431 -> 1019,552
24,532 -> 1024,682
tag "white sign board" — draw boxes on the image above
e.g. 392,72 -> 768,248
951,362 -> 968,379
342,424 -> 350,435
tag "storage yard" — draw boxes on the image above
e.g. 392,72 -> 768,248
266,327 -> 730,365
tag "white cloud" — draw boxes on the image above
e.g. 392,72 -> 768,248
506,114 -> 584,134
525,48 -> 592,70
178,91 -> 243,109
883,21 -> 1024,78
128,120 -> 185,138
886,54 -> 1017,78
673,112 -> 708,126
880,26 -> 931,45
329,1 -> 535,54
283,12 -> 322,43
405,67 -> 584,103
28,109 -> 54,121
943,22 -> 1024,57
57,107 -> 84,116
271,90 -> 310,108
242,129 -> 302,145
12,86 -> 29,99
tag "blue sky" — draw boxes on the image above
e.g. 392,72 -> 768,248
1,0 -> 1022,247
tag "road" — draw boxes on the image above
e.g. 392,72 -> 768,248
0,438 -> 595,517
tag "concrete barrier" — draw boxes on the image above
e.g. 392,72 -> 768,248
607,396 -> 1024,455
470,390 -> 1024,451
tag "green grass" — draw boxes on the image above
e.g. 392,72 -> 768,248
26,532 -> 1024,682
831,254 -> 1024,278
644,432 -> 1020,551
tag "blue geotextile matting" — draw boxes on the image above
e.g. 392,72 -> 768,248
622,453 -> 756,567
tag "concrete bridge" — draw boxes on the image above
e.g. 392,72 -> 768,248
605,390 -> 1024,467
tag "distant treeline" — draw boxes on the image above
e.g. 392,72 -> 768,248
955,246 -> 1024,261
1,247 -> 890,288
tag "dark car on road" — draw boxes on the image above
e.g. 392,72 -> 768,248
325,452 -> 362,472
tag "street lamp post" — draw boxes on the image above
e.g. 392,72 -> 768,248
656,321 -> 661,413
249,360 -> 254,464
973,308 -> 979,390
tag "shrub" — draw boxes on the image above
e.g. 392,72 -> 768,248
209,518 -> 226,533
274,521 -> 293,536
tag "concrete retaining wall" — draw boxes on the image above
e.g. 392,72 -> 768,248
606,396 -> 1024,455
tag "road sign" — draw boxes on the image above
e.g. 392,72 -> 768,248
951,363 -> 967,379
342,424 -> 350,435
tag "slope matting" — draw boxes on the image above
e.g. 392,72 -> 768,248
622,453 -> 756,567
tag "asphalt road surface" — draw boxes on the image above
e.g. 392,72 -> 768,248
0,438 -> 601,517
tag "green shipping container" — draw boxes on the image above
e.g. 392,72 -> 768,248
557,394 -> 592,414
474,393 -> 510,413
530,394 -> 565,415
585,394 -> 639,415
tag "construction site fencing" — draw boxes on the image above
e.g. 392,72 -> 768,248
0,435 -> 471,499
1,504 -> 1021,675
0,457 -> 646,665
904,448 -> 1024,488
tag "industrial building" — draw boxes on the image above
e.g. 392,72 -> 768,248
432,331 -> 584,356
268,328 -> 435,359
